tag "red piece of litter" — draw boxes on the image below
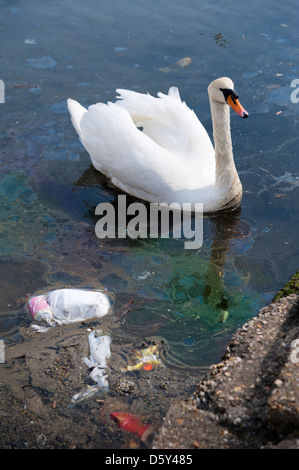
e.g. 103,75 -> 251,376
110,412 -> 151,438
142,364 -> 154,371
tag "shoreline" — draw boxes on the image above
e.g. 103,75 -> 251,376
1,272 -> 298,449
153,271 -> 299,449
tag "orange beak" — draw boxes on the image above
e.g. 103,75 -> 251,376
227,95 -> 248,118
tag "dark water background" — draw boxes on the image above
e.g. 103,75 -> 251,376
0,0 -> 298,445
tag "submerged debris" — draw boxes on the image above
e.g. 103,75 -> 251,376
159,57 -> 192,73
126,344 -> 162,371
110,412 -> 151,438
217,310 -> 229,323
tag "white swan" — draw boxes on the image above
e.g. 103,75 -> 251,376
67,77 -> 248,213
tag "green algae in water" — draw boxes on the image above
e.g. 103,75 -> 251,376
109,237 -> 268,369
272,271 -> 299,302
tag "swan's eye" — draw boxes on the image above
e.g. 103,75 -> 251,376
220,88 -> 239,103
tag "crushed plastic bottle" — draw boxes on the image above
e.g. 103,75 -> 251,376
28,288 -> 111,326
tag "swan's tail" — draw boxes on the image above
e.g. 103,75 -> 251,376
67,98 -> 87,136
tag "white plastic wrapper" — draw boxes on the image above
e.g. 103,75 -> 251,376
70,385 -> 101,404
71,330 -> 111,404
28,288 -> 111,326
84,330 -> 111,390
30,324 -> 50,334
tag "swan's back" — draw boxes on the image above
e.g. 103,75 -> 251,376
115,87 -> 214,163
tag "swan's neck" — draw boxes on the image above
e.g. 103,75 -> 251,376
210,99 -> 240,193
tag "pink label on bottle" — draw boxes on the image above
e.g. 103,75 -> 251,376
28,295 -> 52,320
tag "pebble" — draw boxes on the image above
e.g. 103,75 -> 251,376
274,379 -> 283,388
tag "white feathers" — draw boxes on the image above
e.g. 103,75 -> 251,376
67,79 -> 243,212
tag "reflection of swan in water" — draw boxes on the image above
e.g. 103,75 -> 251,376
202,208 -> 253,312
163,208 -> 256,321
158,210 -> 257,372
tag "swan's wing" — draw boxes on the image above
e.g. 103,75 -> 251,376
68,98 -> 87,135
67,98 -> 187,199
115,87 -> 214,166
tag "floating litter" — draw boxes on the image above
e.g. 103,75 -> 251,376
28,288 -> 111,326
126,344 -> 162,371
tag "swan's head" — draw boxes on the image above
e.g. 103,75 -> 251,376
208,77 -> 248,118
